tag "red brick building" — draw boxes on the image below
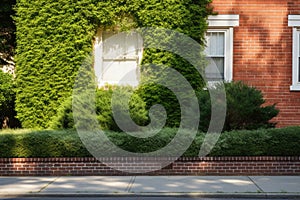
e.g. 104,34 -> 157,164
95,1 -> 300,128
207,0 -> 300,127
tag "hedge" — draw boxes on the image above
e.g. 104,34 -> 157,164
0,126 -> 299,158
14,0 -> 213,129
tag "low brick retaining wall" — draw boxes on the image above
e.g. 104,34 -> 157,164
0,157 -> 299,176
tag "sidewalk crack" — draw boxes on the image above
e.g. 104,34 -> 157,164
126,176 -> 136,193
247,176 -> 265,193
37,177 -> 60,193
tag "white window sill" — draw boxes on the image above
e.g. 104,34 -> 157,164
290,84 -> 300,91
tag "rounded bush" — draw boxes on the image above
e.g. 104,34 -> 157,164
224,81 -> 279,130
96,86 -> 149,132
197,81 -> 279,132
49,86 -> 149,132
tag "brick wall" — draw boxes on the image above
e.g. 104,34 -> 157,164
210,0 -> 300,127
0,157 -> 299,176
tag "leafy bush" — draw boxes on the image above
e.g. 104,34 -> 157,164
0,126 -> 299,158
96,86 -> 149,132
49,96 -> 74,129
0,71 -> 20,129
49,86 -> 149,132
50,81 -> 278,132
198,81 -> 279,132
224,81 -> 279,130
137,83 -> 181,127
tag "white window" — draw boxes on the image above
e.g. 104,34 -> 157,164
205,30 -> 226,81
94,30 -> 143,87
205,15 -> 239,82
288,15 -> 300,91
93,15 -> 239,87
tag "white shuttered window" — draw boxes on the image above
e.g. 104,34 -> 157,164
205,31 -> 225,81
288,15 -> 300,91
94,31 -> 143,87
206,15 -> 239,82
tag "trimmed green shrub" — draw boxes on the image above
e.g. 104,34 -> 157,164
198,81 -> 279,132
0,71 -> 20,128
0,126 -> 299,158
14,0 -> 213,128
0,129 -> 90,158
209,126 -> 300,156
49,86 -> 149,131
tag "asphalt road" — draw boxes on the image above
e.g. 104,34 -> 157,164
0,197 -> 297,200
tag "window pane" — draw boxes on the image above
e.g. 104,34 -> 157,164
205,31 -> 225,81
103,31 -> 125,59
97,31 -> 142,87
299,32 -> 300,57
299,57 -> 300,82
299,31 -> 300,82
205,32 -> 225,56
205,57 -> 224,81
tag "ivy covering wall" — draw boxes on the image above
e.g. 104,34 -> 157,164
15,0 -> 213,128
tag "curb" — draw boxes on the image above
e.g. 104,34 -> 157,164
1,192 -> 300,199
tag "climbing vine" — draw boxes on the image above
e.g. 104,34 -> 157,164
15,0 -> 213,128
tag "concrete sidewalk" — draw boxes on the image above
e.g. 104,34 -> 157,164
0,176 -> 299,198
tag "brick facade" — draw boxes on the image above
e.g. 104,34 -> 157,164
210,0 -> 300,127
0,157 -> 299,176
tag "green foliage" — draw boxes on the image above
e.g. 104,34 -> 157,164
49,86 -> 148,131
0,129 -> 90,158
50,80 -> 279,132
197,88 -> 211,132
0,71 -> 14,111
14,0 -> 213,128
224,81 -> 279,130
14,0 -> 98,128
137,84 -> 181,127
198,81 -> 279,132
209,127 -> 300,156
0,0 -> 16,68
0,71 -> 20,128
0,126 -> 299,158
48,96 -> 74,130
96,86 -> 149,132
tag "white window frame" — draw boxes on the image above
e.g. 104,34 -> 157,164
94,29 -> 143,87
206,15 -> 239,82
288,15 -> 300,91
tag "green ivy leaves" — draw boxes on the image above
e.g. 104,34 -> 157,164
14,0 -> 213,128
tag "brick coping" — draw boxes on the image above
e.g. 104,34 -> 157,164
0,156 -> 299,176
0,156 -> 299,163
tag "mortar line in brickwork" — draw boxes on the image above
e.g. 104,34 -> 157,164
247,176 -> 265,193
